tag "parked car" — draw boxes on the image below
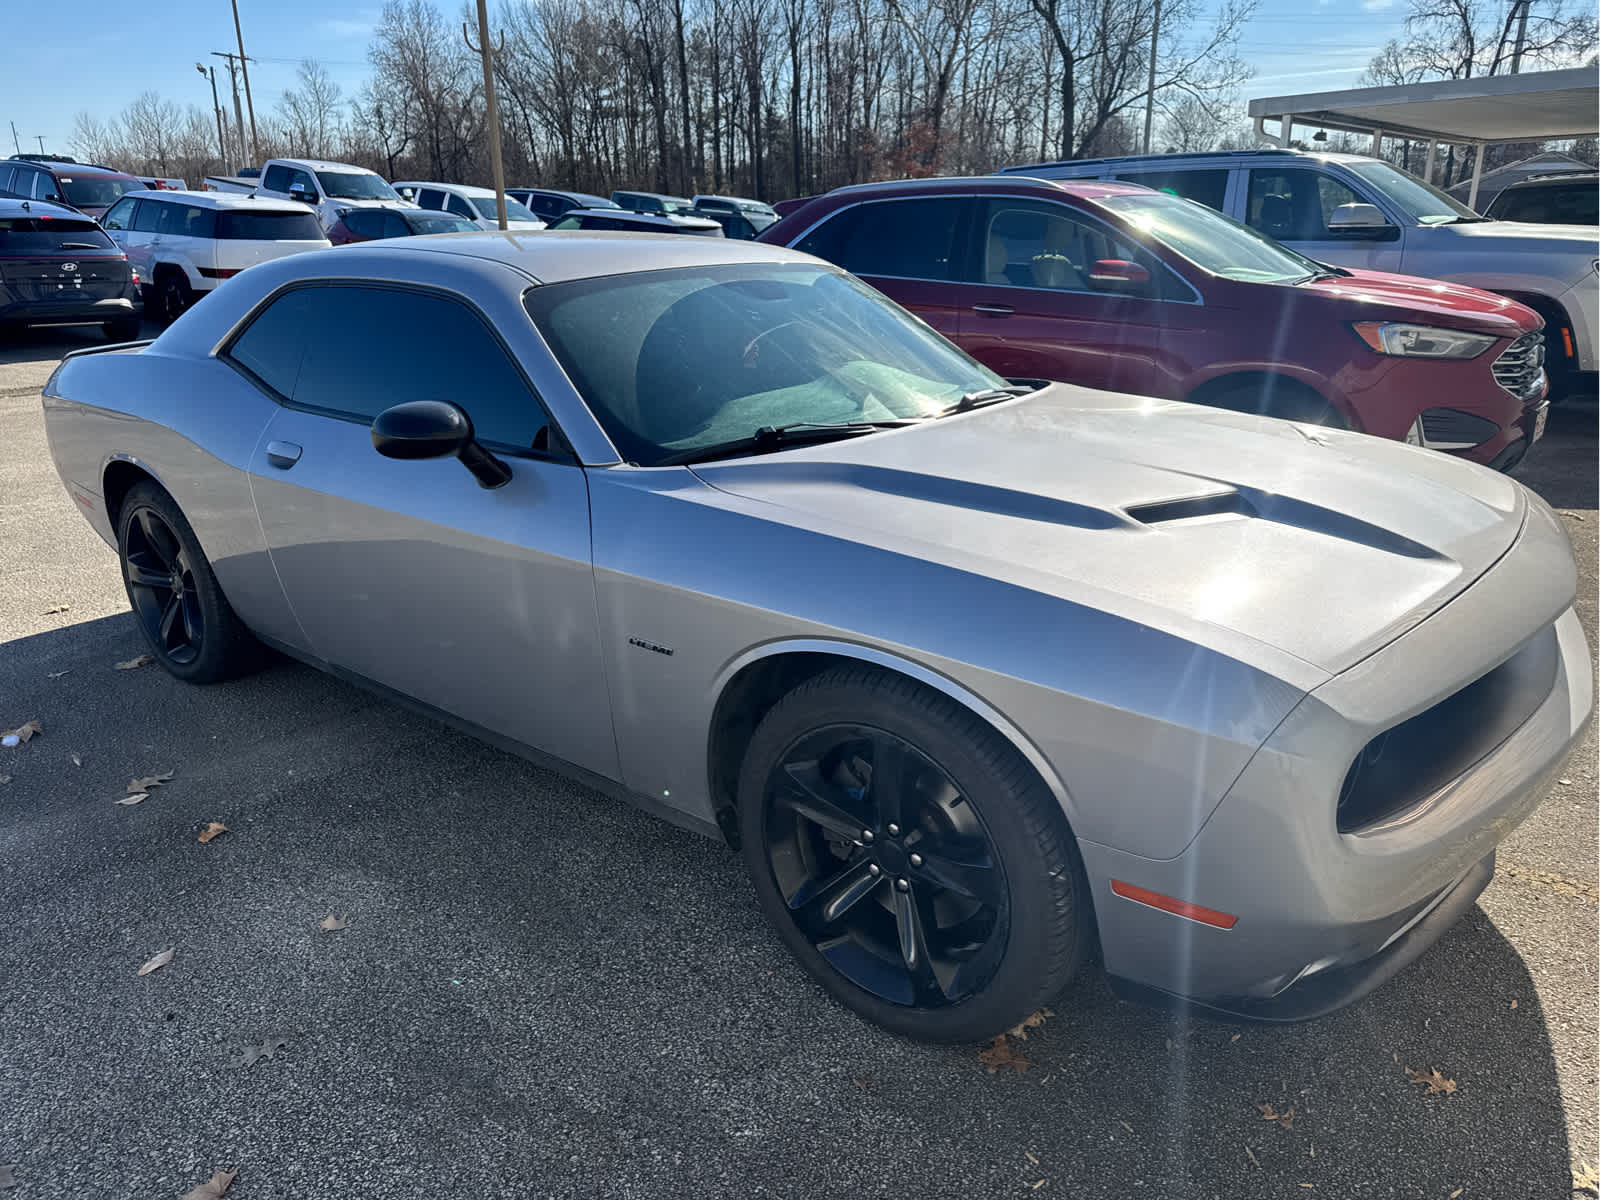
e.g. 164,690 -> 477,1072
0,194 -> 142,340
549,209 -> 722,236
100,190 -> 329,323
41,234 -> 1591,1042
138,177 -> 188,192
0,157 -> 147,221
1484,173 -> 1597,227
327,208 -> 480,244
691,205 -> 778,240
762,176 -> 1550,471
692,193 -> 778,219
773,196 -> 815,217
998,149 -> 1599,397
391,182 -> 546,231
508,188 -> 621,222
611,190 -> 693,214
204,159 -> 412,231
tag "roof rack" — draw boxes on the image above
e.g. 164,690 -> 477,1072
9,152 -> 79,164
1003,148 -> 1298,172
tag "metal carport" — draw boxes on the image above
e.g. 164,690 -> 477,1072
1247,67 -> 1599,209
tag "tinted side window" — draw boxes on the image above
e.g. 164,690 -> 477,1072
230,285 -> 551,450
975,198 -> 1166,294
31,170 -> 60,201
795,198 -> 966,281
417,188 -> 446,211
1113,169 -> 1228,212
445,192 -> 475,219
156,203 -> 216,239
1246,169 -> 1365,240
0,165 -> 13,192
132,199 -> 165,233
103,196 -> 139,230
261,164 -> 290,193
383,212 -> 414,238
341,210 -> 381,239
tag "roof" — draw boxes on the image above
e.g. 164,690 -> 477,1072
393,181 -> 501,197
1442,151 -> 1596,201
1001,149 -> 1368,173
15,160 -> 140,179
276,159 -> 380,174
823,175 -> 1155,200
512,188 -> 613,204
1248,66 -> 1599,145
613,190 -> 691,201
130,189 -> 316,213
0,195 -> 84,218
337,229 -> 810,283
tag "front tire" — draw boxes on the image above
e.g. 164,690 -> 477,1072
155,269 -> 194,324
116,482 -> 263,683
737,666 -> 1089,1042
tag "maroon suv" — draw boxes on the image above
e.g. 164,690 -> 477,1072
0,157 -> 147,222
760,177 -> 1549,470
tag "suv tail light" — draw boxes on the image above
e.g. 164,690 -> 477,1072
198,267 -> 241,279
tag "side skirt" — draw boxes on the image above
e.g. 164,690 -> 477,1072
254,633 -> 727,844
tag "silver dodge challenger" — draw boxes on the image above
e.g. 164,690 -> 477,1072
42,233 -> 1592,1042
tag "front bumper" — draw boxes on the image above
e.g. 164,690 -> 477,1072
1083,496 -> 1591,1018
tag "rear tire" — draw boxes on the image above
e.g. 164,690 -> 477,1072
737,666 -> 1090,1042
154,268 -> 194,325
1198,377 -> 1348,428
116,481 -> 264,684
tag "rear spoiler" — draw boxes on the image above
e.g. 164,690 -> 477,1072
62,338 -> 155,361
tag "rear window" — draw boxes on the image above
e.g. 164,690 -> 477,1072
468,195 -> 540,222
217,210 -> 326,240
0,217 -> 117,252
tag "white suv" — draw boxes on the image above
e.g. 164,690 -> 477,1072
101,190 -> 330,323
391,182 -> 547,231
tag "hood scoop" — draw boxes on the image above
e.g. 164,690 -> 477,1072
1127,486 -> 1444,561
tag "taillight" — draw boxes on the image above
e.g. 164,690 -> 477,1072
197,267 -> 241,279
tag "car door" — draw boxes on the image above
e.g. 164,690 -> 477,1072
790,196 -> 971,343
101,196 -> 147,274
952,196 -> 1196,397
130,195 -> 166,276
1242,167 -> 1403,272
233,280 -> 619,780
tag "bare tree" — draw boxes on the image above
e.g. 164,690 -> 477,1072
276,60 -> 346,158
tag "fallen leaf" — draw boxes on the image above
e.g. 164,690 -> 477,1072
1449,1189 -> 1463,1198
1118,1120 -> 1133,1134
137,948 -> 174,976
1510,999 -> 1518,1009
1024,1151 -> 1039,1165
115,654 -> 154,670
978,1035 -> 1031,1075
1574,1162 -> 1600,1194
238,1036 -> 288,1068
42,605 -> 69,615
1404,1066 -> 1457,1095
2,720 -> 42,744
47,670 -> 71,679
116,792 -> 150,806
1029,1182 -> 1045,1192
71,753 -> 82,767
127,771 -> 174,794
1008,1008 -> 1053,1039
852,1076 -> 870,1092
1258,1102 -> 1296,1130
318,914 -> 348,933
1231,1033 -> 1241,1043
197,822 -> 227,844
0,1164 -> 13,1189
179,1167 -> 237,1199
1244,1146 -> 1261,1169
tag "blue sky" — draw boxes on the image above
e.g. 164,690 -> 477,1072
2,0 -> 1406,159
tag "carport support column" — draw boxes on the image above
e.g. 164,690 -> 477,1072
1279,115 -> 1293,148
1370,129 -> 1383,156
1467,143 -> 1486,211
1423,140 -> 1437,183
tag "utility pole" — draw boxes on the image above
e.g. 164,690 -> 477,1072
464,3 -> 509,231
231,0 -> 260,162
9,121 -> 19,155
34,136 -> 45,154
1510,0 -> 1530,73
1141,0 -> 1163,154
198,63 -> 228,171
213,52 -> 250,171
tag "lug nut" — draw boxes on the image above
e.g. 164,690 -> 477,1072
887,823 -> 901,836
860,830 -> 874,843
895,878 -> 910,892
909,853 -> 923,868
868,863 -> 881,876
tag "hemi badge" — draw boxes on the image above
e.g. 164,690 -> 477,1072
628,637 -> 674,656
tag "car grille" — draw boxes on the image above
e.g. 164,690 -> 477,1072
1492,332 -> 1546,399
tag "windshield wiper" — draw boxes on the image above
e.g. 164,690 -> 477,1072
58,242 -> 102,250
937,384 -> 1035,417
655,419 -> 922,466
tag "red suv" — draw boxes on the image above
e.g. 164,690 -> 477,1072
760,177 -> 1549,470
0,156 -> 147,222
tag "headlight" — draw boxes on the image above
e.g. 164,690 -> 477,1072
1352,322 -> 1497,359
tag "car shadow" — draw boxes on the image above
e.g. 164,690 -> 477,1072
1515,394 -> 1598,512
0,320 -> 160,367
0,613 -> 1577,1198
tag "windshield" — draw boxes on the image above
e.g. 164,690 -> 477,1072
59,176 -> 145,209
523,262 -> 1007,466
469,195 -> 541,222
315,171 -> 400,201
410,211 -> 478,234
1102,191 -> 1321,283
0,216 -> 116,251
1344,161 -> 1479,225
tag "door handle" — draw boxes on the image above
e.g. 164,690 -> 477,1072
265,440 -> 303,469
972,303 -> 1014,316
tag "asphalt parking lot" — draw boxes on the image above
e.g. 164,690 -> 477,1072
1,324 -> 1595,1200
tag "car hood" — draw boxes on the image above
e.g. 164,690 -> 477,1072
1304,267 -> 1541,334
690,384 -> 1526,681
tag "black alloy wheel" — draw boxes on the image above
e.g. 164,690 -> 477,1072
157,271 -> 193,324
764,724 -> 1010,1009
739,666 -> 1089,1042
116,481 -> 263,683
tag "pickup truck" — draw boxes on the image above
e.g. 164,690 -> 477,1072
204,158 -> 413,232
1000,149 -> 1599,396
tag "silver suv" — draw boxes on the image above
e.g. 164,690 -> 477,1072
1000,149 -> 1598,396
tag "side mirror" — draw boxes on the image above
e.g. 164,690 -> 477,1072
371,400 -> 511,489
1327,203 -> 1394,235
1088,259 -> 1151,293
287,186 -> 312,203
